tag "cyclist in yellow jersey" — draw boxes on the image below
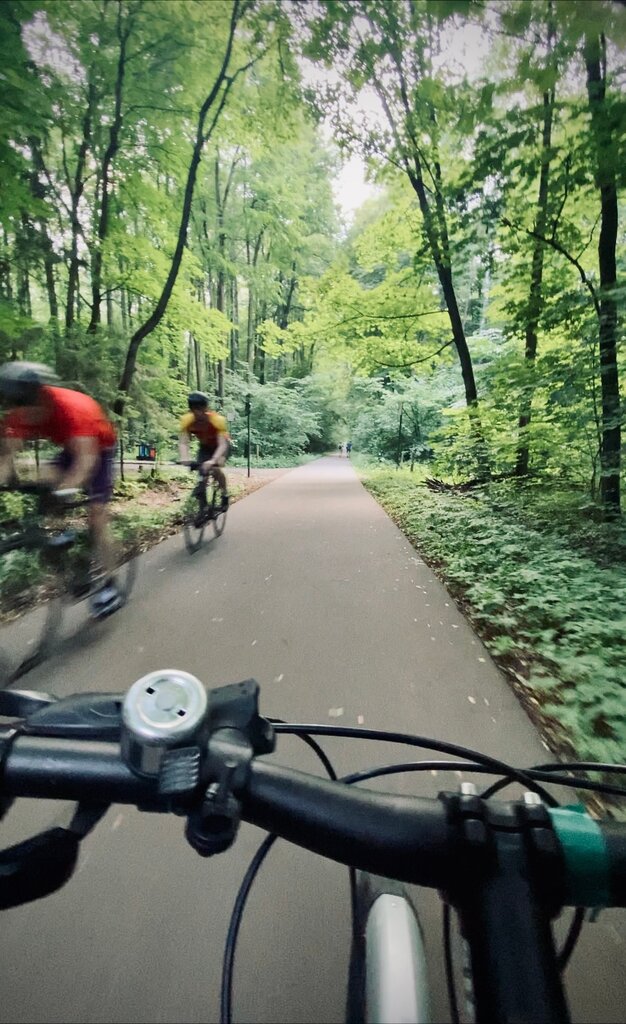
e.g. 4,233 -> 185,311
178,392 -> 230,510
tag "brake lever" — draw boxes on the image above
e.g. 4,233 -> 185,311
0,689 -> 56,719
20,692 -> 123,740
0,802 -> 108,909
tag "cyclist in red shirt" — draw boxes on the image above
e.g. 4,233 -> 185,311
0,362 -> 121,615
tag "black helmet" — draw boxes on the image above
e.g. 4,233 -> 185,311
188,391 -> 209,409
0,361 -> 56,406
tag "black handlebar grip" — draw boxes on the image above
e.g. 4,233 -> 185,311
242,760 -> 451,887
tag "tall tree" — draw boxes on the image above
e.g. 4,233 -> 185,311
584,31 -> 621,512
304,0 -> 490,471
115,0 -> 272,411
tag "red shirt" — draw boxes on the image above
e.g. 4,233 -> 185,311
2,386 -> 116,450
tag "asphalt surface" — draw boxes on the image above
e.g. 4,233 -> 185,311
0,456 -> 625,1023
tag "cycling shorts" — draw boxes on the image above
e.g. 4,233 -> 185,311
54,446 -> 115,502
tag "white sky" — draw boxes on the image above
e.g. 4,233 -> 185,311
333,156 -> 378,220
301,18 -> 492,226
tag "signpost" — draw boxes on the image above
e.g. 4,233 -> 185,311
245,394 -> 251,478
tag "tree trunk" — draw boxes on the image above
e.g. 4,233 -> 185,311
115,0 -> 244,413
516,81 -> 555,477
27,139 -> 61,354
120,284 -> 128,332
66,79 -> 96,331
230,276 -> 239,368
186,335 -> 192,387
16,215 -> 32,317
0,227 -> 12,301
245,230 -> 263,374
585,33 -> 620,514
194,335 -> 202,389
214,150 -> 239,402
88,2 -> 130,334
367,6 -> 488,474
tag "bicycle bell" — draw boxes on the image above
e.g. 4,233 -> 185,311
121,669 -> 208,777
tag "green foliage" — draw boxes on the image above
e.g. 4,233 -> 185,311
346,376 -> 444,461
0,548 -> 45,605
225,372 -> 322,457
364,468 -> 626,762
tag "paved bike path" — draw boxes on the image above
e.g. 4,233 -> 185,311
0,456 -> 624,1022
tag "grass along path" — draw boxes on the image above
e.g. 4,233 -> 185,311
362,466 -> 626,768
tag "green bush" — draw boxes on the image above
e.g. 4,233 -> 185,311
0,549 -> 45,604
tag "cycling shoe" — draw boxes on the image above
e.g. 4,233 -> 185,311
90,583 -> 122,619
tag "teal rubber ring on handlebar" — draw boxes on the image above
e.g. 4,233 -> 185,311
548,804 -> 610,907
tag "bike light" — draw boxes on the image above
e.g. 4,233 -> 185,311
121,669 -> 209,777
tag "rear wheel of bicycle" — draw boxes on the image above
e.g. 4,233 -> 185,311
209,483 -> 228,538
182,484 -> 206,553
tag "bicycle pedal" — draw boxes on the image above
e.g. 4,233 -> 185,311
90,595 -> 123,620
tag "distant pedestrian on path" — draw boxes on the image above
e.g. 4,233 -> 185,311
346,441 -> 352,458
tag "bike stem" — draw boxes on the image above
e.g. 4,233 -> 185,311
443,791 -> 570,1024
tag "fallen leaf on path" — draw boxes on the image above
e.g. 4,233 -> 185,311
274,673 -> 284,683
328,707 -> 344,718
468,696 -> 477,704
357,715 -> 365,725
478,657 -> 486,663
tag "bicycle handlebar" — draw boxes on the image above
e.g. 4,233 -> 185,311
3,729 -> 626,910
4,675 -> 626,1024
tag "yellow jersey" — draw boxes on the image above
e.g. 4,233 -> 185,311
179,410 -> 229,448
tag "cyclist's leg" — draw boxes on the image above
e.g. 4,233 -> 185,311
213,440 -> 230,507
200,442 -> 229,509
211,466 -> 228,506
86,448 -> 121,612
40,448 -> 69,487
196,446 -> 212,506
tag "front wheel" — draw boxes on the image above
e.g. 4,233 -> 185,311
182,482 -> 206,553
8,532 -> 78,682
209,483 -> 228,538
346,872 -> 431,1024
